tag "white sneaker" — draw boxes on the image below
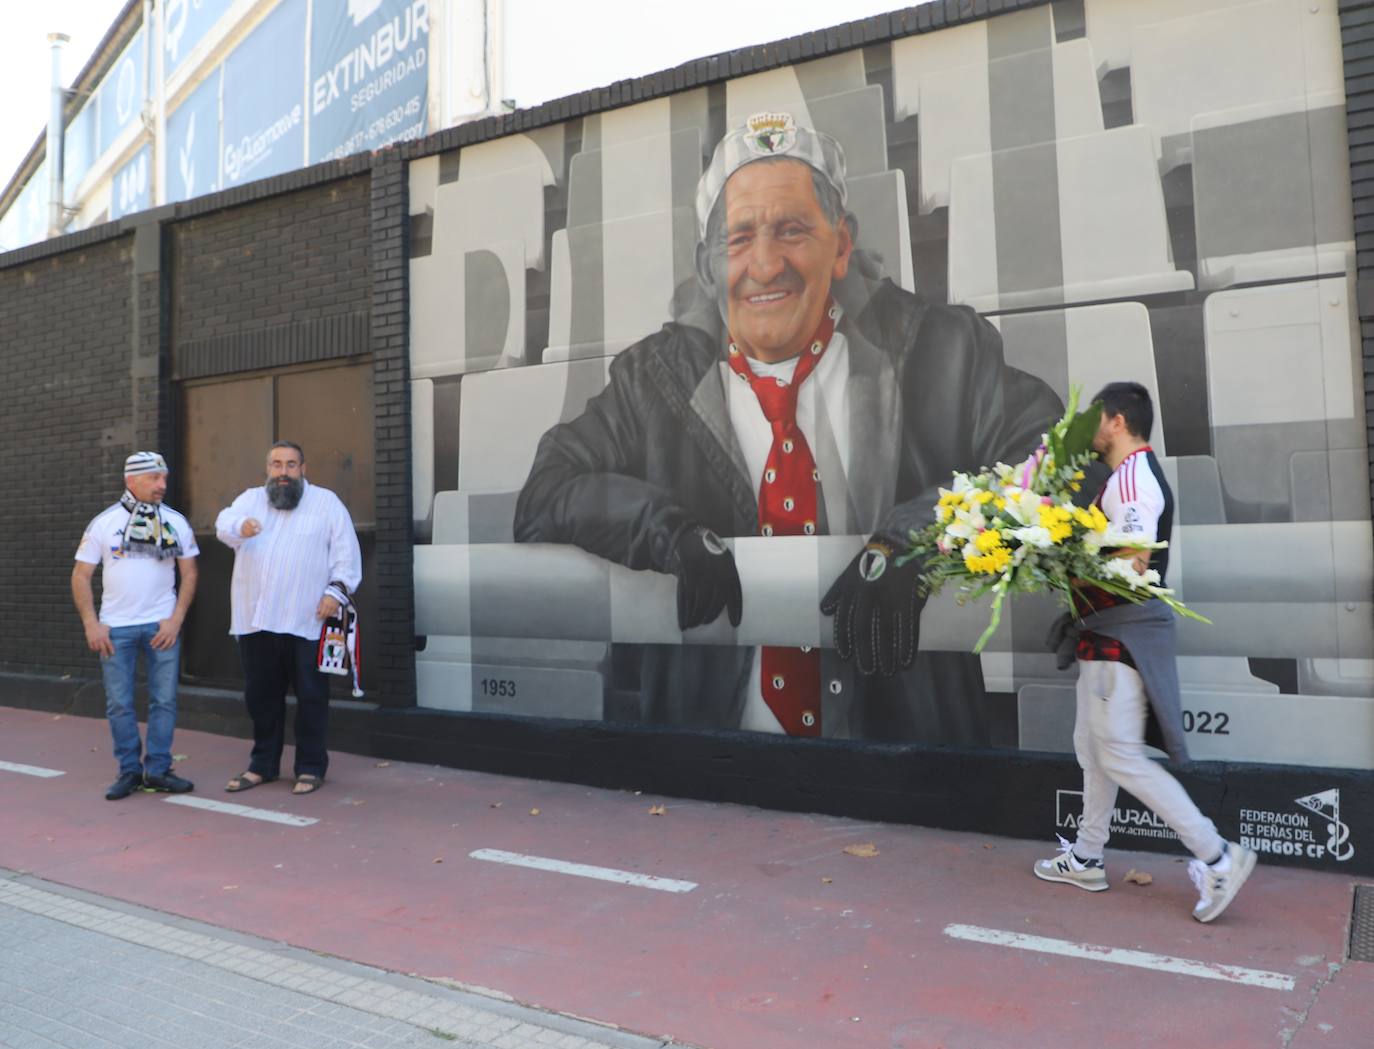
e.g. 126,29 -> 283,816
1033,834 -> 1108,892
1189,842 -> 1257,923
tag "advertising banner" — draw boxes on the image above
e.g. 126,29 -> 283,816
309,0 -> 429,164
111,144 -> 152,220
163,0 -> 235,84
166,69 -> 222,204
0,162 -> 46,252
98,30 -> 145,158
63,102 -> 99,201
221,0 -> 306,187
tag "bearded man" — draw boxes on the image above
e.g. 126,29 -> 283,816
215,441 -> 362,795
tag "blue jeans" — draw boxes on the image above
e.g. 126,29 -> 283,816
100,623 -> 181,777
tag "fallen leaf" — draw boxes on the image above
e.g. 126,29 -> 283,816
842,843 -> 880,858
648,804 -> 667,816
1123,869 -> 1153,886
490,801 -> 502,809
529,808 -> 540,816
983,844 -> 995,850
821,877 -> 833,885
433,858 -> 443,864
375,761 -> 391,768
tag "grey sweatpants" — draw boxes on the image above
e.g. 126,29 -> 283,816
1070,660 -> 1224,863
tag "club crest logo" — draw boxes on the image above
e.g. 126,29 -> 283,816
1294,788 -> 1354,862
745,112 -> 797,157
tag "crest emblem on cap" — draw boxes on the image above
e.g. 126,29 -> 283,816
745,112 -> 797,157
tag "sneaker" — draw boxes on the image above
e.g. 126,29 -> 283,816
1189,842 -> 1257,923
1033,834 -> 1108,892
105,770 -> 144,801
143,771 -> 195,794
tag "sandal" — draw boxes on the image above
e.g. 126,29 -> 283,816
225,771 -> 274,793
292,774 -> 323,795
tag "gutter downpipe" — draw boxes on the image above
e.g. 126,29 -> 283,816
46,32 -> 70,238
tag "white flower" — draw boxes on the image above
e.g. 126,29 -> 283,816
1010,525 -> 1054,550
1099,558 -> 1162,590
1002,489 -> 1042,527
946,521 -> 976,542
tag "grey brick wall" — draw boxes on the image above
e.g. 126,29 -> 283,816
367,156 -> 416,706
1341,0 -> 1374,524
0,235 -> 137,675
171,175 -> 372,380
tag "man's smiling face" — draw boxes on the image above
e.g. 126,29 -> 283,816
707,158 -> 852,364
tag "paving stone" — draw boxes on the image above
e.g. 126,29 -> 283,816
0,880 -> 660,1049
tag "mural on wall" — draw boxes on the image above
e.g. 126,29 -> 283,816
408,0 -> 1373,769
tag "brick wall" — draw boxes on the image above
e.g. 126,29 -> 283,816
171,175 -> 372,380
0,234 -> 137,674
1341,0 -> 1374,524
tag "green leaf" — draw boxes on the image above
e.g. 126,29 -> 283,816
1061,399 -> 1103,461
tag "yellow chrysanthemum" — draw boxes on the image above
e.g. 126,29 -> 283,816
966,547 -> 1013,575
974,529 -> 1004,553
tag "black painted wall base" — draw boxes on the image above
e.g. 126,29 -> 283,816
4,670 -> 1371,876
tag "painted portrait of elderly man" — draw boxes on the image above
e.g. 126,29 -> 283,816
513,112 -> 1063,743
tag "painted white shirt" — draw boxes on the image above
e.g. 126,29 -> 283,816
215,480 -> 363,640
720,330 -> 851,734
74,503 -> 199,627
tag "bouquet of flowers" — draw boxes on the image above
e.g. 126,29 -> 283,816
900,387 -> 1209,653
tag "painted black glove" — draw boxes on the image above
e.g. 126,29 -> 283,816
669,526 -> 743,631
820,539 -> 923,677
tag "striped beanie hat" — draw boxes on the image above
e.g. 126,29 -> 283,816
124,451 -> 168,476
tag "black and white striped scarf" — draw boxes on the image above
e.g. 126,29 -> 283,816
118,491 -> 184,560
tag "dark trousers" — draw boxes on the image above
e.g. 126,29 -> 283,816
238,631 -> 330,779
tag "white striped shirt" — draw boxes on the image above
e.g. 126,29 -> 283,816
215,480 -> 363,640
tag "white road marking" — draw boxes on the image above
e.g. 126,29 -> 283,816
163,796 -> 318,827
943,924 -> 1294,991
0,760 -> 65,778
470,848 -> 697,893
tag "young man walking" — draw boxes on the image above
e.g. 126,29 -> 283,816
72,452 -> 199,800
1035,382 -> 1257,922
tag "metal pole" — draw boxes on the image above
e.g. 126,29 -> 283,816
46,32 -> 70,238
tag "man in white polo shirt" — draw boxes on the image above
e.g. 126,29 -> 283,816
72,452 -> 199,800
215,441 -> 362,796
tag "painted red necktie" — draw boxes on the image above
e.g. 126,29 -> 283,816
725,301 -> 840,737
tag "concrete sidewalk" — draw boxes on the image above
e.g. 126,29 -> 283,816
1,706 -> 1370,1049
0,875 -> 661,1049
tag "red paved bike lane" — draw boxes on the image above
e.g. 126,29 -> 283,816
1,705 -> 1369,1049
